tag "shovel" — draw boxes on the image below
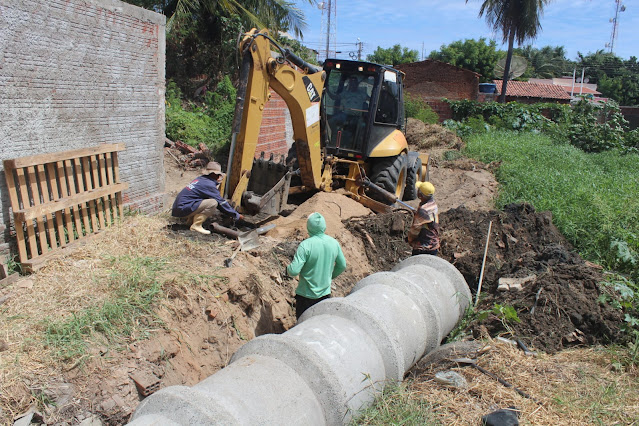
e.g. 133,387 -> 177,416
223,224 -> 276,267
224,244 -> 242,267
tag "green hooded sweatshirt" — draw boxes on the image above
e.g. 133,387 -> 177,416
287,212 -> 347,299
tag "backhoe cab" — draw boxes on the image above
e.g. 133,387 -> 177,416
224,29 -> 428,218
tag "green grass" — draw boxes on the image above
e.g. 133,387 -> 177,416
351,382 -> 439,425
464,130 -> 639,277
43,256 -> 166,360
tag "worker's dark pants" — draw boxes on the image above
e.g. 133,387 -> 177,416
412,248 -> 438,256
295,294 -> 330,320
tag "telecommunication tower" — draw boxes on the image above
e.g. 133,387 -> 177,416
318,0 -> 337,61
606,0 -> 626,53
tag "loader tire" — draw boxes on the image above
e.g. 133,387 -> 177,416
403,153 -> 422,201
370,154 -> 407,203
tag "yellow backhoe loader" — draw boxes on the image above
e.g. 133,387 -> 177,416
224,28 -> 428,217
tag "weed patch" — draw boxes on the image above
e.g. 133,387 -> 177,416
43,256 -> 166,360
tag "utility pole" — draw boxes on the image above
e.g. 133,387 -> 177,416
319,0 -> 337,61
606,0 -> 626,53
421,42 -> 424,61
357,38 -> 363,60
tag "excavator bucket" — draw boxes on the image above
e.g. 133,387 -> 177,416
241,152 -> 292,216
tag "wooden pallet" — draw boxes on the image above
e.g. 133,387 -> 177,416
3,144 -> 129,272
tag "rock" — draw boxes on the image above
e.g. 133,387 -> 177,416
434,371 -> 467,389
497,275 -> 535,292
0,340 -> 8,352
481,406 -> 520,426
78,415 -> 103,426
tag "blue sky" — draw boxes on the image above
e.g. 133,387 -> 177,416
294,0 -> 637,62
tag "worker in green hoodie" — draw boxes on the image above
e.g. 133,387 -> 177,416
286,212 -> 347,320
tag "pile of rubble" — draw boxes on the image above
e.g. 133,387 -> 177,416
164,138 -> 212,169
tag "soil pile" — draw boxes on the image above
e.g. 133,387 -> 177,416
440,203 -> 622,353
345,203 -> 623,353
405,119 -> 462,151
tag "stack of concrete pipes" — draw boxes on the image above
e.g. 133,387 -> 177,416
129,255 -> 471,425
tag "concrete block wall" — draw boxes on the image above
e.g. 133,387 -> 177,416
128,255 -> 471,425
255,90 -> 293,160
0,0 -> 166,258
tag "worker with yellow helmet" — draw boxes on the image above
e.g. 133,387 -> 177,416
407,181 -> 440,256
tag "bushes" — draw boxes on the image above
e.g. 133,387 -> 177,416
404,96 -> 439,124
445,99 -> 637,154
165,77 -> 237,152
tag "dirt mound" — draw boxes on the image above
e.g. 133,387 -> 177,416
440,203 -> 623,353
405,119 -> 462,151
345,203 -> 623,353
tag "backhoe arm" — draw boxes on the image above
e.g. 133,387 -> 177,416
225,29 -> 326,209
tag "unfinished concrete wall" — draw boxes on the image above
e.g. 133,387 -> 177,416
0,0 -> 166,258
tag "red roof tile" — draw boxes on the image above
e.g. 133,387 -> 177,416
559,85 -> 601,95
493,80 -> 571,100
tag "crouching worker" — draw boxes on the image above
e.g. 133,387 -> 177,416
171,161 -> 243,235
286,212 -> 347,320
408,181 -> 440,256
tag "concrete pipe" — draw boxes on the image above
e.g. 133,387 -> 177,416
129,255 -> 470,425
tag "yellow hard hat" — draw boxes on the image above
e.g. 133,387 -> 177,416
417,181 -> 435,197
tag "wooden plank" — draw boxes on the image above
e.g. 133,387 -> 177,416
16,168 -> 38,258
4,144 -> 126,169
81,156 -> 98,233
47,163 -> 67,248
27,166 -> 49,256
112,152 -> 124,218
4,166 -> 28,261
57,160 -> 75,244
37,164 -> 58,250
14,183 -> 129,222
97,154 -> 109,229
105,152 -> 115,225
73,158 -> 92,234
93,155 -> 106,229
65,159 -> 84,239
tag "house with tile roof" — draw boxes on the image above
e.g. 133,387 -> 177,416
493,80 -> 571,104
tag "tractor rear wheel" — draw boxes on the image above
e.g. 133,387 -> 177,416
403,153 -> 422,201
370,154 -> 407,203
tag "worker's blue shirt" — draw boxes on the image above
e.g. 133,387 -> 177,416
172,174 -> 240,220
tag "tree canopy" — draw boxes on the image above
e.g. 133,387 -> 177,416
366,45 -> 419,66
514,45 -> 571,79
429,38 -> 500,82
468,0 -> 551,102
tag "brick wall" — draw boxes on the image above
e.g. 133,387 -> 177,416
255,90 -> 293,161
396,60 -> 480,122
621,106 -> 639,130
0,0 -> 165,258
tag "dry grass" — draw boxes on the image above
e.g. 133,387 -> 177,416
0,214 -> 230,422
408,340 -> 639,425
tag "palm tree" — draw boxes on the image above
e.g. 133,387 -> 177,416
467,0 -> 552,102
167,0 -> 313,38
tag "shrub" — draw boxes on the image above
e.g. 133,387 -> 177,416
165,77 -> 237,152
404,96 -> 439,124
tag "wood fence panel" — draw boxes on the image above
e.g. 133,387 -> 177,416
3,144 -> 128,272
